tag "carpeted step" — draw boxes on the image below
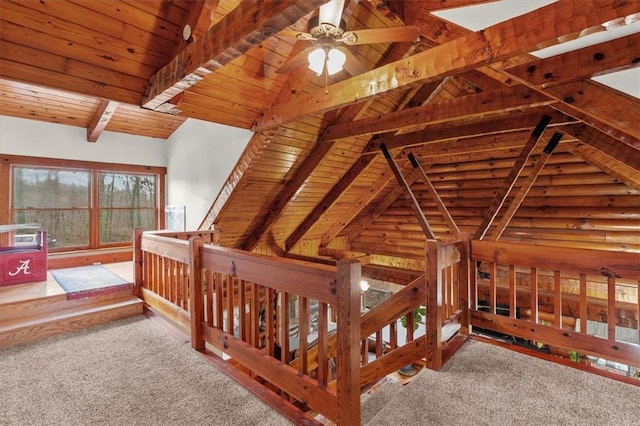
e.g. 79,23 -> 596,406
364,369 -> 430,426
361,377 -> 403,424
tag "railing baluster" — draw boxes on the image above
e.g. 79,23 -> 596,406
215,272 -> 223,329
554,270 -> 562,327
607,276 -> 616,341
281,292 -> 290,363
266,288 -> 276,357
239,279 -> 247,341
205,269 -> 213,326
531,267 -> 538,324
226,276 -> 235,336
389,321 -> 398,350
489,262 -> 496,314
509,264 -> 516,319
579,273 -> 587,334
250,282 -> 260,349
317,302 -> 328,386
299,296 -> 309,374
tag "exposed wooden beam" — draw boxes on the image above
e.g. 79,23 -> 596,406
381,144 -> 435,239
321,85 -> 554,141
363,108 -> 574,154
86,100 -> 118,143
542,80 -> 640,143
171,0 -> 219,58
402,1 -> 469,45
409,133 -> 575,166
252,0 -> 639,131
407,153 -> 459,235
507,33 -> 640,88
566,141 -> 640,192
406,0 -> 496,12
489,132 -> 563,240
474,115 -> 552,240
562,124 -> 640,189
562,123 -> 640,171
143,0 -> 326,110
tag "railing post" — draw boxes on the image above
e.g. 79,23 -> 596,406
336,259 -> 361,426
133,228 -> 143,298
189,236 -> 205,351
457,233 -> 471,336
425,239 -> 442,370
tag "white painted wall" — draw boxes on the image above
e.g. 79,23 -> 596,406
0,116 -> 167,166
165,118 -> 251,230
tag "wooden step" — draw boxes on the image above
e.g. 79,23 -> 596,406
1,285 -> 135,323
0,296 -> 143,349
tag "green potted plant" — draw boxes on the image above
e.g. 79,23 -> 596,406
398,306 -> 426,377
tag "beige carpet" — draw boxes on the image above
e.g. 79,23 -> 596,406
0,316 -> 291,426
364,339 -> 640,425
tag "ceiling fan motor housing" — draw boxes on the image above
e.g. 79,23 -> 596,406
308,15 -> 347,39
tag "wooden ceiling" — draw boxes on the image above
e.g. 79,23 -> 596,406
1,0 -> 639,279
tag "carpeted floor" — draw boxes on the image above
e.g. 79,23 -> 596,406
3,316 -> 638,426
0,316 -> 291,426
364,339 -> 640,425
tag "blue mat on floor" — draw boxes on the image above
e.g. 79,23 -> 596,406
50,265 -> 129,296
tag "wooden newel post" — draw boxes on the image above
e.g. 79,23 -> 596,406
133,228 -> 143,298
457,233 -> 471,336
425,239 -> 442,370
189,236 -> 205,351
336,259 -> 361,426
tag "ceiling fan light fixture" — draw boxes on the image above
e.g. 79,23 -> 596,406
308,47 -> 326,75
326,48 -> 346,75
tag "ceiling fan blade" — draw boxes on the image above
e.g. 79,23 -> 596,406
340,47 -> 367,76
276,47 -> 314,74
278,29 -> 316,41
340,25 -> 421,45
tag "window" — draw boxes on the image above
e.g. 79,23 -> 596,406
99,172 -> 157,245
3,155 -> 165,252
13,167 -> 91,249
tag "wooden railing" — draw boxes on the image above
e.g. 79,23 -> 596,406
134,229 -> 361,425
133,230 -> 471,424
133,229 -> 639,422
358,237 -> 469,386
470,240 -> 640,369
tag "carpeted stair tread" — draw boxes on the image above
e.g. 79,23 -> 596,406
361,377 -> 402,424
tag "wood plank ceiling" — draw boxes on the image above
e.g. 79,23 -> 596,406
1,0 -> 639,280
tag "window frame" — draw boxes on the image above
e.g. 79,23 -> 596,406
0,154 -> 166,251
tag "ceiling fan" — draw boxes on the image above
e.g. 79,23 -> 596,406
276,0 -> 420,77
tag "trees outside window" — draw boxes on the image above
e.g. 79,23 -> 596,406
5,157 -> 165,251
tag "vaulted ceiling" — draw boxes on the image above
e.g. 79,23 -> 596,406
1,0 -> 639,280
